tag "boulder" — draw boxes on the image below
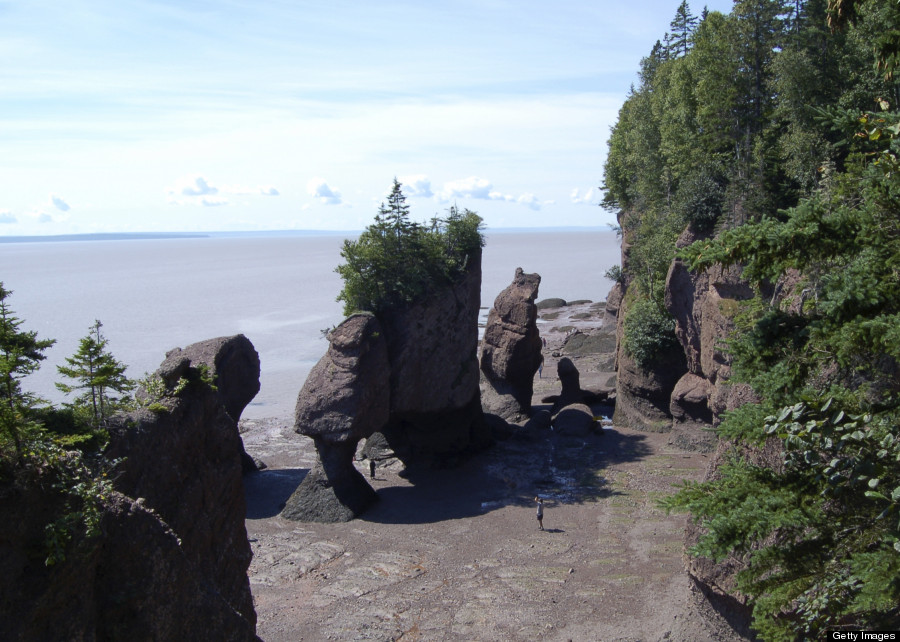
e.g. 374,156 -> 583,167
282,313 -> 390,522
552,403 -> 595,437
536,297 -> 567,310
670,373 -> 714,424
480,268 -> 543,421
524,409 -> 551,437
552,357 -> 582,412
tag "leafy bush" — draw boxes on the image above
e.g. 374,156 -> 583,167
673,169 -> 725,231
335,179 -> 484,316
622,298 -> 679,370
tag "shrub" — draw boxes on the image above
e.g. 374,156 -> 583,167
622,298 -> 679,370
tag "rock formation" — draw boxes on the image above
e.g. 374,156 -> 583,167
286,250 -> 489,521
663,228 -> 755,450
1,335 -> 261,640
480,268 -> 543,422
377,249 -> 490,466
158,334 -> 261,471
541,357 -> 610,414
552,403 -> 596,436
282,313 -> 390,522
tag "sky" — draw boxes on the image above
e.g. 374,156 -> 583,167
1,0 -> 736,235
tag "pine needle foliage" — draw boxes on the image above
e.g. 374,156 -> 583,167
335,179 -> 485,316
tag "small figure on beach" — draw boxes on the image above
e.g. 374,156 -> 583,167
535,496 -> 544,530
538,354 -> 544,379
369,459 -> 376,479
542,336 -> 547,348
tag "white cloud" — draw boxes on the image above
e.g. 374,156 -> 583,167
441,176 -> 493,201
517,193 -> 542,210
438,176 -> 551,211
27,210 -> 53,223
178,176 -> 218,196
571,187 -> 596,205
488,191 -> 515,202
307,177 -> 342,205
50,194 -> 70,211
166,175 -> 279,207
398,174 -> 433,198
0,210 -> 16,224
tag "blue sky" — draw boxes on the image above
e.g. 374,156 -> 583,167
1,0 -> 735,235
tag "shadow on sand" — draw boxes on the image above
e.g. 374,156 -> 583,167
244,468 -> 308,519
361,425 -> 652,526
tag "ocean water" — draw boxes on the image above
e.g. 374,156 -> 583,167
0,229 -> 620,420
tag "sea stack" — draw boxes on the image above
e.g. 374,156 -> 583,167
480,268 -> 543,422
282,313 -> 390,522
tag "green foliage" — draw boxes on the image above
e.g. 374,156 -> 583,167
0,283 -> 55,459
335,179 -> 485,316
56,319 -> 134,429
602,1 -> 900,636
666,97 -> 900,636
134,362 -> 216,413
604,264 -> 626,286
622,299 -> 679,370
19,438 -> 120,566
0,287 -> 125,567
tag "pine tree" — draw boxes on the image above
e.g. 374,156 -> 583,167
56,320 -> 133,428
665,0 -> 698,58
0,283 -> 55,457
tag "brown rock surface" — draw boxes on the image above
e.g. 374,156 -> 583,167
378,249 -> 489,465
480,268 -> 544,422
106,338 -> 258,628
282,313 -> 389,522
0,487 -> 260,642
1,335 -> 262,640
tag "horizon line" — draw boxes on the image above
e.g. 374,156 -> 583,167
0,225 -> 616,244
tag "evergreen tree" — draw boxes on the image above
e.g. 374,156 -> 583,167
56,320 -> 133,428
0,283 -> 55,458
665,0 -> 699,58
336,181 -> 484,316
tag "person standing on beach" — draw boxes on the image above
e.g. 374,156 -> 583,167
535,496 -> 544,530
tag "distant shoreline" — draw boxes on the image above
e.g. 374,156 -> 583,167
0,226 -> 614,244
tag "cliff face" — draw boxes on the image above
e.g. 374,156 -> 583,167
606,223 -> 768,620
0,335 -> 261,641
376,248 -> 489,464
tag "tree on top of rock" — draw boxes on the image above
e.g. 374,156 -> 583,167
336,179 -> 484,316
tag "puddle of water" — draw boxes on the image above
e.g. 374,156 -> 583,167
480,500 -> 505,512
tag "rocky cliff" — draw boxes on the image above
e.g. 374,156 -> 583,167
0,335 -> 261,641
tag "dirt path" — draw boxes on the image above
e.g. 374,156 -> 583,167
241,301 -> 749,641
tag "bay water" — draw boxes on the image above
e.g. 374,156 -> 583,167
0,229 -> 620,420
